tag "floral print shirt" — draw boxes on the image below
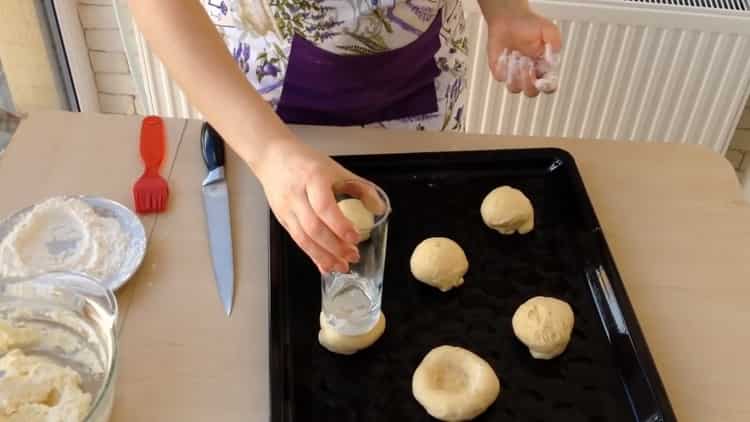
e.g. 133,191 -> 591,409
204,0 -> 467,131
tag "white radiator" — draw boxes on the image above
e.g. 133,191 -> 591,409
119,0 -> 750,153
131,30 -> 202,120
465,0 -> 750,152
113,0 -> 202,120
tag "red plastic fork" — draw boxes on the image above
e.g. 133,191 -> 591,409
133,116 -> 169,213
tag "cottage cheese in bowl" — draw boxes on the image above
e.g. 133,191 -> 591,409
0,273 -> 118,422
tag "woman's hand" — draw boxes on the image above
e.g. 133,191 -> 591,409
255,139 -> 370,273
128,1 -> 370,273
481,0 -> 562,96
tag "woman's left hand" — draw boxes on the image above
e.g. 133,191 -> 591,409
480,0 -> 562,97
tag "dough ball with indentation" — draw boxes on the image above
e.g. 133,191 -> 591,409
412,345 -> 500,421
337,198 -> 375,242
318,311 -> 385,355
512,296 -> 574,359
410,238 -> 469,292
480,186 -> 534,234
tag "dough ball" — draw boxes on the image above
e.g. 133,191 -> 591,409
412,345 -> 500,421
512,296 -> 574,360
337,198 -> 375,242
480,186 -> 534,235
410,238 -> 469,292
318,311 -> 385,355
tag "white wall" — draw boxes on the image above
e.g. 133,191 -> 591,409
71,0 -> 750,188
0,1 -> 67,112
79,0 -> 136,114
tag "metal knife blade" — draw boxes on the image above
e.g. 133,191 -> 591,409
200,123 -> 234,316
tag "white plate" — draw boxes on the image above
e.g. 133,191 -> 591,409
0,196 -> 146,291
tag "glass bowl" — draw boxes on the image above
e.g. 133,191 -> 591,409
0,272 -> 118,422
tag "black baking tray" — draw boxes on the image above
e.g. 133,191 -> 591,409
269,148 -> 677,422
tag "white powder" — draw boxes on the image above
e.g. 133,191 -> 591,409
0,197 -> 130,282
496,43 -> 561,93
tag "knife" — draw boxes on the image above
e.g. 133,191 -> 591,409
200,123 -> 235,316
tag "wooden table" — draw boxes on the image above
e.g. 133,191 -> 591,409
1,111 -> 749,421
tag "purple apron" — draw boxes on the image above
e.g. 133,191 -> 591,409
276,10 -> 443,126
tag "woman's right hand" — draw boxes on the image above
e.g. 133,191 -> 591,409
128,0 -> 371,273
255,139 -> 370,273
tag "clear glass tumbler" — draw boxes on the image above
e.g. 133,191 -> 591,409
321,180 -> 391,336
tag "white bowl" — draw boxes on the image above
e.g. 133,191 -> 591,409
0,195 -> 146,290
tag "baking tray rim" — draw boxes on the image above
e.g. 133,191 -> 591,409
268,147 -> 677,422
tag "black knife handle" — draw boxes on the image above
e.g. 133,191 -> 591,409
201,122 -> 226,171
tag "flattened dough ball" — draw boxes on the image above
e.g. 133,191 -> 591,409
318,311 -> 385,355
412,346 -> 500,421
512,296 -> 574,359
410,238 -> 469,292
337,198 -> 375,242
480,186 -> 534,234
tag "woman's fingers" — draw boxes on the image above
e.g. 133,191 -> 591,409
334,179 -> 386,215
307,179 -> 360,244
294,195 -> 358,266
493,48 -> 509,82
496,44 -> 559,95
285,213 -> 348,273
542,19 -> 563,53
506,51 -> 523,94
520,57 -> 539,97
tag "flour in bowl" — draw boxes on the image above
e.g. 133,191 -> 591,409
0,197 -> 129,282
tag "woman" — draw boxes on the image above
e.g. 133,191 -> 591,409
128,0 -> 561,273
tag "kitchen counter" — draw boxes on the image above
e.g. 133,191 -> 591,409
1,111 -> 749,421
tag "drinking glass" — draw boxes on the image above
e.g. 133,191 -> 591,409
321,180 -> 391,335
